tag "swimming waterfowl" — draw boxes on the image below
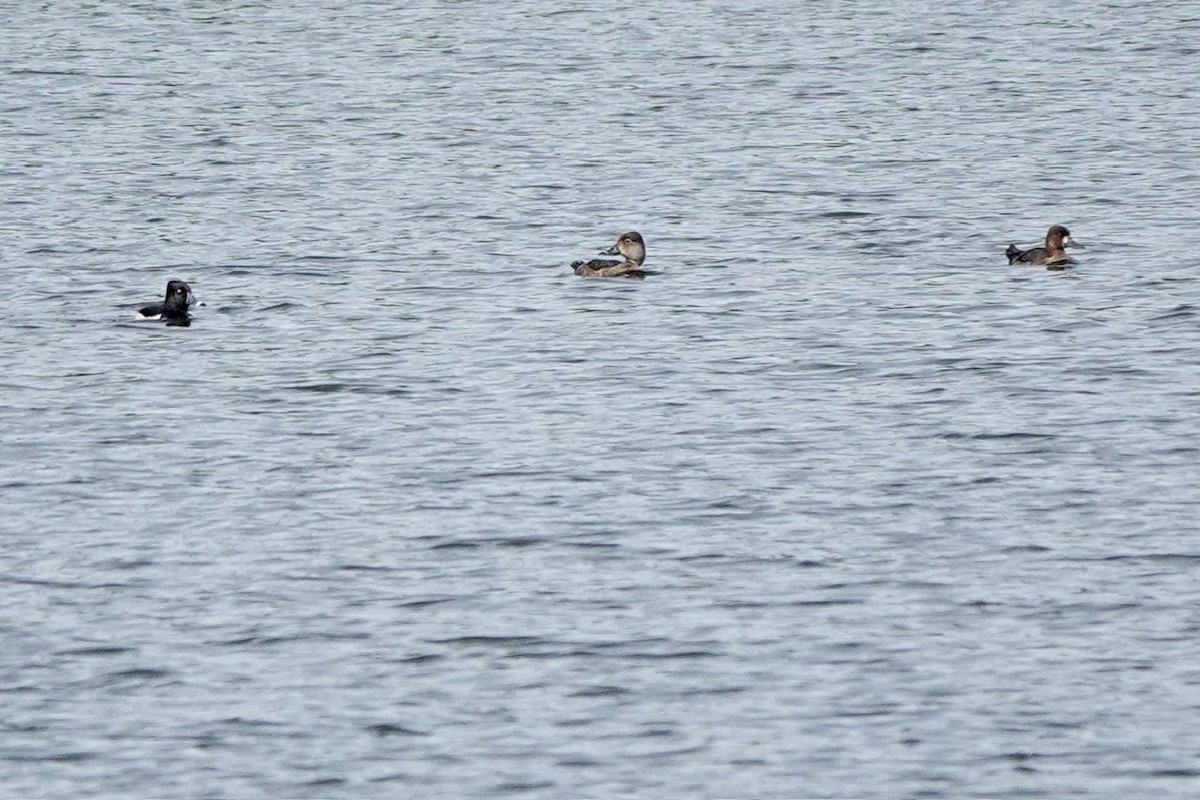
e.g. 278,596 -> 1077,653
136,280 -> 194,325
572,231 -> 647,279
1006,225 -> 1077,266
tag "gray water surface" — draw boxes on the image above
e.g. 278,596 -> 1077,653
3,2 -> 1200,798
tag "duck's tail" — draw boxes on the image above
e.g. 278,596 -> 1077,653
1005,244 -> 1021,264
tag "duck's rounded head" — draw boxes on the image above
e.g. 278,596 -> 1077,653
1046,225 -> 1072,248
601,231 -> 646,265
164,280 -> 194,312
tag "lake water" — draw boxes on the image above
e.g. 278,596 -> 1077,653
3,2 -> 1200,798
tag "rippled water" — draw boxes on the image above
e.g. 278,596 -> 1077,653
3,2 -> 1200,798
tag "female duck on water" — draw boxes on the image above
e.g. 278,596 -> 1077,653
1006,225 -> 1079,267
572,231 -> 648,279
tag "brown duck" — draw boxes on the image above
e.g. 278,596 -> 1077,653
1006,225 -> 1077,266
572,231 -> 648,279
